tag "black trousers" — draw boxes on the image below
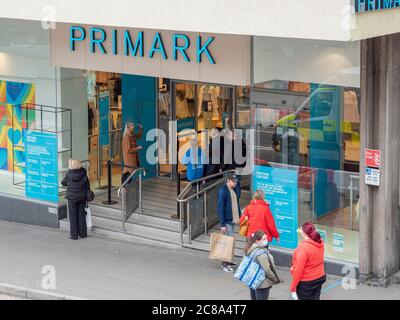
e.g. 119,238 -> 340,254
68,200 -> 87,240
250,287 -> 271,300
296,275 -> 327,300
121,172 -> 132,185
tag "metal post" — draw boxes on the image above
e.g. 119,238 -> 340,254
174,172 -> 181,219
312,170 -> 316,222
204,191 -> 208,235
102,160 -> 117,205
187,202 -> 191,244
121,188 -> 126,232
180,202 -> 184,244
139,172 -> 143,213
350,177 -> 354,231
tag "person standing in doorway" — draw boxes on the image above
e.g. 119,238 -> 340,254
290,222 -> 326,300
204,128 -> 223,180
181,137 -> 206,182
121,122 -> 143,185
61,159 -> 89,240
217,174 -> 241,272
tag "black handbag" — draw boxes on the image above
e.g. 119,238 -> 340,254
85,176 -> 95,202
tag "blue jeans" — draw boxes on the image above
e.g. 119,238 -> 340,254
225,223 -> 234,236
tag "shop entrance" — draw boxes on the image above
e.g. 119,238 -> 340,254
85,73 -> 237,221
158,79 -> 235,179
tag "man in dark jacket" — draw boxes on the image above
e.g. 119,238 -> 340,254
203,128 -> 223,180
217,174 -> 241,272
61,160 -> 89,240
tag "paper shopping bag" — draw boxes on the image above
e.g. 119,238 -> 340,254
209,233 -> 235,263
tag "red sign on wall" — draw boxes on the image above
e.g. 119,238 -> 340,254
365,149 -> 381,168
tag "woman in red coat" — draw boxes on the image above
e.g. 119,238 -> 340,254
290,222 -> 326,300
240,190 -> 280,249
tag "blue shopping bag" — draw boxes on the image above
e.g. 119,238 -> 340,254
234,251 -> 265,290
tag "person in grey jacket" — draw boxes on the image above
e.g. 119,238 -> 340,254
245,230 -> 281,300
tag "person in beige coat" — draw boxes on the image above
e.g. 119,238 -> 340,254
245,230 -> 281,300
121,122 -> 143,184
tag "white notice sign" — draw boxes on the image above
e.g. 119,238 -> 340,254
365,167 -> 380,186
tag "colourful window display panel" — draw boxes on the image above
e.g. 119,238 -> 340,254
0,80 -> 35,173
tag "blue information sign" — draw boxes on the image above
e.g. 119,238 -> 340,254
177,117 -> 196,133
253,165 -> 298,249
99,92 -> 110,146
25,131 -> 59,203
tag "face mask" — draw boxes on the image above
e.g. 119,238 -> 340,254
261,240 -> 269,247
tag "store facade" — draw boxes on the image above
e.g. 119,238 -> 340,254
0,0 -> 400,285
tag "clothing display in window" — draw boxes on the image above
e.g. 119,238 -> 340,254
198,85 -> 219,117
216,87 -> 230,114
85,71 -> 97,103
176,89 -> 190,119
159,92 -> 170,117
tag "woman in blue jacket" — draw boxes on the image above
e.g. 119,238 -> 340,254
181,138 -> 206,181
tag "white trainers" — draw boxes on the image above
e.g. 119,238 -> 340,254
221,265 -> 234,273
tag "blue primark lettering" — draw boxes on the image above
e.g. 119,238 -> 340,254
149,32 -> 167,60
70,26 -> 86,51
368,0 -> 375,10
197,36 -> 216,64
112,29 -> 118,55
124,31 -> 144,57
173,34 -> 190,62
356,0 -> 400,11
90,28 -> 107,54
69,26 -> 217,64
358,0 -> 366,12
384,0 -> 394,8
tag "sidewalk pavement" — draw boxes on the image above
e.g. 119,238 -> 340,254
0,220 -> 400,300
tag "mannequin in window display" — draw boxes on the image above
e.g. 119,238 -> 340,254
176,88 -> 190,119
198,85 -> 218,117
202,101 -> 213,130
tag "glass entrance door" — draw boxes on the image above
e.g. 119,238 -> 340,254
170,81 -> 234,178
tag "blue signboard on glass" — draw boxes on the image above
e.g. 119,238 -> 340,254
177,117 -> 196,133
99,92 -> 110,146
253,165 -> 298,249
25,131 -> 58,203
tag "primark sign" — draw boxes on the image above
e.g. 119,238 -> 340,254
355,0 -> 400,13
70,26 -> 216,64
50,23 -> 251,86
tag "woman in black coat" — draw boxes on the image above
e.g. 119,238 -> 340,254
61,159 -> 89,240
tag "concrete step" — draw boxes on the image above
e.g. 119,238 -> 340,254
59,219 -> 182,249
60,213 -> 187,244
88,204 -> 180,231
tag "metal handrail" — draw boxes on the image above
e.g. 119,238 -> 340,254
177,169 -> 240,245
177,169 -> 237,203
178,175 -> 230,204
117,168 -> 147,197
